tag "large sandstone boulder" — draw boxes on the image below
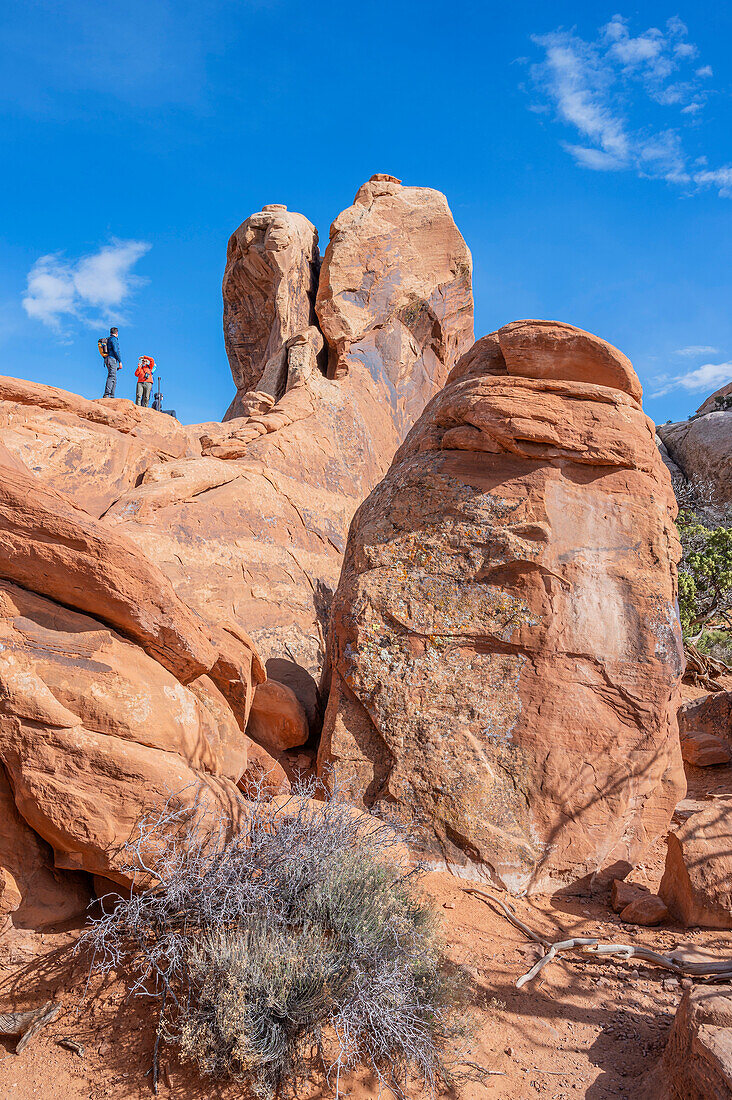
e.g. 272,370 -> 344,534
0,574 -> 275,890
658,384 -> 732,503
646,985 -> 732,1099
659,799 -> 732,928
319,321 -> 685,893
0,446 -> 280,917
316,174 -> 474,438
223,204 -> 320,416
0,175 -> 475,935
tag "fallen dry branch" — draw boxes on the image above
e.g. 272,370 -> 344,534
0,1001 -> 60,1053
684,642 -> 731,692
464,887 -> 732,987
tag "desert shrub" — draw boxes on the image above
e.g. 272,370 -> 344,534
695,627 -> 732,666
80,780 -> 479,1098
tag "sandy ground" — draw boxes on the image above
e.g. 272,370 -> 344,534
1,679 -> 730,1100
1,852 -> 731,1100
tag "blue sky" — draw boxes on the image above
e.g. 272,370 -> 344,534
1,0 -> 730,426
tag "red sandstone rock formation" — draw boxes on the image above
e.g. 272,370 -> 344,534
316,174 -> 474,436
1,178 -> 474,718
0,176 -> 476,932
223,204 -> 320,417
0,455 -> 278,919
657,382 -> 732,503
319,321 -> 685,893
659,799 -> 732,928
647,984 -> 732,1098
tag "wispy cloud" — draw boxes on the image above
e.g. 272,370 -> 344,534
527,16 -> 731,197
652,359 -> 732,397
675,345 -> 719,357
22,240 -> 150,332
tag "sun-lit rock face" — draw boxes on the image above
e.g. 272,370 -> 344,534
657,382 -> 732,504
1,178 -> 474,714
319,320 -> 685,894
0,175 -> 477,937
223,204 -> 321,416
0,451 -> 278,917
316,174 -> 474,438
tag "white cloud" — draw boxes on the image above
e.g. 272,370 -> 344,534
675,345 -> 720,357
563,144 -> 626,171
652,359 -> 732,397
22,239 -> 150,332
693,166 -> 732,198
22,256 -> 76,328
528,16 -> 728,197
531,31 -> 631,169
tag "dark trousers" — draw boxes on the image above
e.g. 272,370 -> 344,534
135,380 -> 152,407
103,357 -> 119,397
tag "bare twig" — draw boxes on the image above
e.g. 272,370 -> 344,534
58,1038 -> 84,1056
466,886 -> 732,987
516,939 -> 598,989
0,1002 -> 60,1053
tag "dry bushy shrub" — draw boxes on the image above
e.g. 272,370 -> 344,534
80,779 -> 481,1098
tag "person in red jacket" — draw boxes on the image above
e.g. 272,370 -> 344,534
135,356 -> 155,407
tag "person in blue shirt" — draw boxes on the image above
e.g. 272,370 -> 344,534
103,327 -> 122,397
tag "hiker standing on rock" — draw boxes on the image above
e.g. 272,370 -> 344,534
135,356 -> 155,407
100,327 -> 122,397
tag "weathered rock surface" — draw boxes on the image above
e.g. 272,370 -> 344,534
320,321 -> 685,893
680,730 -> 732,767
496,319 -> 643,401
223,204 -> 320,414
0,765 -> 90,934
0,577 -> 277,890
647,985 -> 732,1099
611,878 -> 651,912
0,375 -> 199,516
0,581 -> 250,779
659,799 -> 732,928
658,384 -> 732,503
315,174 -> 474,438
679,691 -> 732,751
0,446 -> 281,913
0,716 -> 246,886
0,458 -> 218,684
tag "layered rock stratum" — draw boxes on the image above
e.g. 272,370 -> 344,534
319,320 -> 685,893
